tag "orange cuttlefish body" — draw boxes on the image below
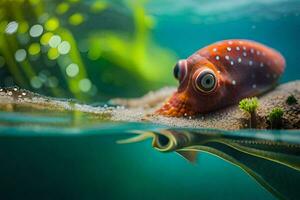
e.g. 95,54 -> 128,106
156,39 -> 286,117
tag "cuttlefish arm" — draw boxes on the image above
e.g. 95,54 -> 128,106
117,130 -> 155,144
117,129 -> 200,163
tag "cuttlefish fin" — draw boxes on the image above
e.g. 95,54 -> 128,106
117,130 -> 154,144
176,151 -> 198,163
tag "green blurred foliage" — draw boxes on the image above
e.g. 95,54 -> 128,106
0,0 -> 177,101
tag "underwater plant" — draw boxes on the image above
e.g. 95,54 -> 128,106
268,107 -> 284,129
286,94 -> 297,105
239,97 -> 259,128
0,0 -> 177,101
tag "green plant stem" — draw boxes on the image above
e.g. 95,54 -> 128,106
250,111 -> 257,128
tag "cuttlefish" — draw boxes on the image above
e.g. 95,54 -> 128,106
157,39 -> 285,117
118,129 -> 300,200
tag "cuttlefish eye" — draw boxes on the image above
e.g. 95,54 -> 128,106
194,69 -> 217,93
173,60 -> 187,82
173,63 -> 180,80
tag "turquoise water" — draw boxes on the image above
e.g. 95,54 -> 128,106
1,131 -> 274,200
0,110 -> 299,200
0,1 -> 300,200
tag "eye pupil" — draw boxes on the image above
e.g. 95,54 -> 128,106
201,74 -> 214,89
173,63 -> 180,80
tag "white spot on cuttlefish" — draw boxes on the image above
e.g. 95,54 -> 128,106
228,41 -> 233,45
230,61 -> 234,66
8,91 -> 12,95
232,80 -> 236,85
215,55 -> 220,60
217,70 -> 221,74
225,55 -> 230,60
249,60 -> 253,66
243,46 -> 247,50
260,62 -> 264,67
250,48 -> 254,54
238,57 -> 242,63
213,48 -> 217,52
22,92 -> 26,96
252,84 -> 257,88
243,52 -> 247,57
236,46 -> 240,51
227,47 -> 231,52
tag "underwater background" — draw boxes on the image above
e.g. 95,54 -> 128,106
0,0 -> 300,200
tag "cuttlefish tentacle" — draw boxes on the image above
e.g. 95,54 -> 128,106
116,130 -> 155,144
117,130 -> 180,151
118,130 -> 200,162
